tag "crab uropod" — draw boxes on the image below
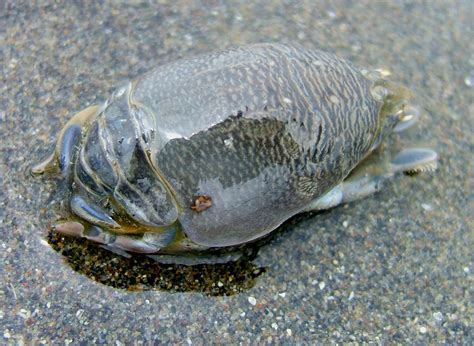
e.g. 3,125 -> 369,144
33,43 -> 437,256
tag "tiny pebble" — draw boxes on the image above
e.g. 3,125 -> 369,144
271,322 -> 278,330
286,328 -> 293,337
327,10 -> 337,18
217,281 -> 223,287
319,281 -> 326,290
421,203 -> 433,211
76,309 -> 84,319
4,331 -> 11,339
278,292 -> 286,298
8,59 -> 18,69
342,220 -> 349,228
248,296 -> 257,306
419,326 -> 427,334
433,311 -> 443,322
449,313 -> 458,321
463,266 -> 470,274
464,74 -> 474,87
18,309 -> 30,319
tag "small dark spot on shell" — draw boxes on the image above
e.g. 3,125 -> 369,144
316,124 -> 322,144
191,195 -> 212,212
236,110 -> 243,117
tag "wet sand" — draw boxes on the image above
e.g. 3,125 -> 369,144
1,1 -> 472,343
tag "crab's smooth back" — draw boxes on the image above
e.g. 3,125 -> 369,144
128,43 -> 383,246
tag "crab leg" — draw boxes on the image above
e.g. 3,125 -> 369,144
304,147 -> 438,211
69,194 -> 120,229
57,124 -> 82,178
393,105 -> 420,133
53,221 -> 177,254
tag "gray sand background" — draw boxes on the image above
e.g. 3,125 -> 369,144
1,1 -> 472,343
